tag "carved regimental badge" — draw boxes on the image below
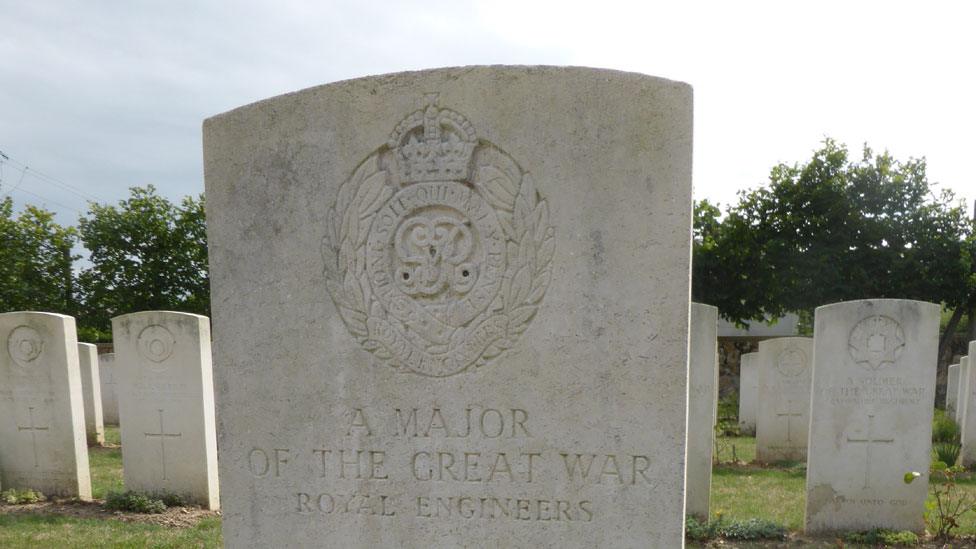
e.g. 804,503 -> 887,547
776,346 -> 807,378
7,325 -> 44,368
322,94 -> 555,377
849,315 -> 905,371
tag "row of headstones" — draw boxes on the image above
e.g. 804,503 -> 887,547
0,311 -> 218,509
947,347 -> 976,466
687,299 -> 939,534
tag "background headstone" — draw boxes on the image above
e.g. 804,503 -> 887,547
957,356 -> 970,427
947,363 -> 959,417
961,346 -> 976,466
204,66 -> 694,547
687,303 -> 718,519
77,342 -> 105,445
805,299 -> 938,534
112,311 -> 219,509
738,352 -> 758,436
755,337 -> 813,462
0,312 -> 92,499
99,352 -> 120,425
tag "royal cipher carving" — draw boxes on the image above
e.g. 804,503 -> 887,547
322,94 -> 555,377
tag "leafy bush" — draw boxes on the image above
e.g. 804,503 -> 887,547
719,518 -> 787,540
844,528 -> 919,546
1,488 -> 45,505
934,442 -> 961,467
932,409 -> 960,444
685,516 -> 787,541
684,516 -> 718,541
105,491 -> 167,514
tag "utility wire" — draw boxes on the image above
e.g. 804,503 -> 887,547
7,185 -> 83,214
0,150 -> 105,203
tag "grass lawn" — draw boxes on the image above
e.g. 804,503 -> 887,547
711,435 -> 976,539
0,426 -> 222,548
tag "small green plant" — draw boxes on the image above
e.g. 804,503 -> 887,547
719,518 -> 787,540
932,409 -> 961,443
906,461 -> 976,539
104,491 -> 167,514
844,528 -> 919,546
1,488 -> 46,505
934,442 -> 961,467
684,516 -> 787,542
684,515 -> 718,541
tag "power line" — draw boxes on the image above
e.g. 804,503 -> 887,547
0,150 -> 105,203
7,185 -> 83,214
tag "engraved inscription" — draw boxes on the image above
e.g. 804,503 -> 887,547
849,315 -> 904,371
322,94 -> 555,377
7,325 -> 44,368
137,324 -> 176,365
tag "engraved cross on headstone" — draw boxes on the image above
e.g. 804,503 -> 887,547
775,400 -> 803,442
17,406 -> 49,468
144,409 -> 182,480
847,414 -> 894,489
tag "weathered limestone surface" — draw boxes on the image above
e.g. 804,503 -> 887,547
738,352 -> 758,435
805,299 -> 939,534
204,66 -> 694,547
961,347 -> 976,466
112,311 -> 219,509
958,356 -> 971,427
77,342 -> 105,445
687,303 -> 718,519
947,363 -> 959,416
755,337 -> 813,462
99,353 -> 120,425
0,312 -> 91,499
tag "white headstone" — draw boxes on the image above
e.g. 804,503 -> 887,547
947,363 -> 959,416
738,352 -> 758,436
0,312 -> 92,499
112,311 -> 219,509
98,352 -> 119,425
957,356 -> 970,427
77,342 -> 105,445
687,303 -> 718,519
805,299 -> 939,534
960,347 -> 976,466
755,337 -> 812,462
203,66 -> 694,547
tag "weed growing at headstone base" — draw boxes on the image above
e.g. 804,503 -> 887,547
1,489 -> 46,505
906,461 -> 976,539
843,528 -> 919,546
684,515 -> 787,541
104,490 -> 184,514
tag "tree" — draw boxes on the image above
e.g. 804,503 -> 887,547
0,196 -> 79,314
76,186 -> 209,337
694,139 -> 975,347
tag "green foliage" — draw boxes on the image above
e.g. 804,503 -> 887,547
104,491 -> 168,514
933,409 -> 961,444
0,196 -> 78,314
908,462 -> 976,538
843,528 -> 919,546
693,139 -> 974,327
77,186 -> 208,336
0,489 -> 46,505
684,515 -> 787,541
935,443 -> 961,467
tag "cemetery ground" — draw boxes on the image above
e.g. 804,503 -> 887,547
0,426 -> 221,548
1,426 -> 974,547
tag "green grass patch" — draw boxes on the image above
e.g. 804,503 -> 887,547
0,514 -> 221,548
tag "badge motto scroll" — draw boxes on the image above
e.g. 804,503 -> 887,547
322,94 -> 555,377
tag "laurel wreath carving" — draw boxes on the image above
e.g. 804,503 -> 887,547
321,146 -> 554,375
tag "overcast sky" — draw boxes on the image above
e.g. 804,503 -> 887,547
1,0 -> 974,226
